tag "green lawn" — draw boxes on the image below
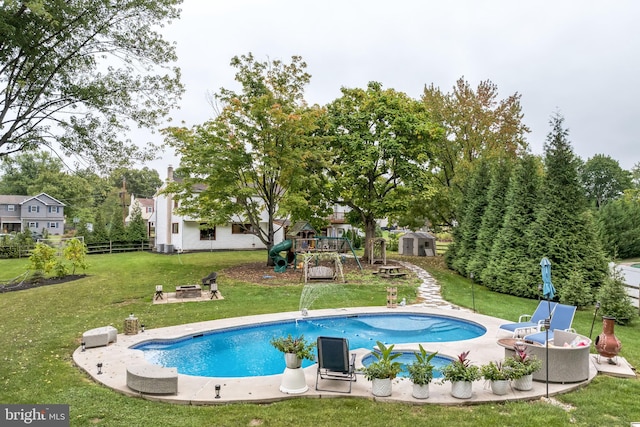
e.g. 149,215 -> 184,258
0,251 -> 638,427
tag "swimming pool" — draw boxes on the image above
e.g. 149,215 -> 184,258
133,313 -> 486,377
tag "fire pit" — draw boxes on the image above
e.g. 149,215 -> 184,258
175,285 -> 202,298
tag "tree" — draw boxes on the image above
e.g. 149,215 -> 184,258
0,151 -> 63,194
580,154 -> 632,209
0,0 -> 183,169
163,54 -> 323,262
481,154 -> 542,295
127,204 -> 148,242
447,158 -> 491,277
421,78 -> 529,227
596,192 -> 640,259
527,113 -> 608,298
597,266 -> 637,325
322,82 -> 438,261
63,238 -> 88,275
466,159 -> 513,282
109,167 -> 162,199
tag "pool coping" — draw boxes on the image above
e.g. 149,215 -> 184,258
72,305 -> 598,405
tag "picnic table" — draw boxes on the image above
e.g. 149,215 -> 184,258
374,265 -> 406,278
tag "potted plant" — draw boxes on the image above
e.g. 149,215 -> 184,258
440,350 -> 481,399
270,334 -> 316,368
480,360 -> 512,395
406,344 -> 437,399
360,341 -> 402,397
504,347 -> 542,391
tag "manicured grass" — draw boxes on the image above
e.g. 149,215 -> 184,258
1,251 -> 639,427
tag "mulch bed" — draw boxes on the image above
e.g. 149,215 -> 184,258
0,274 -> 87,293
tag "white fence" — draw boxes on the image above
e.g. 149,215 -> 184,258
616,264 -> 640,309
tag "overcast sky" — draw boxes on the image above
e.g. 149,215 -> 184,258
144,0 -> 640,177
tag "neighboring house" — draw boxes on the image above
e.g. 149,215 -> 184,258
0,193 -> 65,236
125,195 -> 155,237
152,166 -> 283,252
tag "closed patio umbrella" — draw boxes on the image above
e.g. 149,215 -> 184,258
540,257 -> 555,398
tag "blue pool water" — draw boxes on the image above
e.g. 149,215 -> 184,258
133,313 -> 485,377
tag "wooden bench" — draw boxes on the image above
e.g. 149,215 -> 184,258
126,364 -> 178,395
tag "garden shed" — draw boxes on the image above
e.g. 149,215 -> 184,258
398,232 -> 437,257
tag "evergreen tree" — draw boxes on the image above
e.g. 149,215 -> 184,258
91,212 -> 109,243
482,154 -> 542,296
597,266 -> 637,325
449,159 -> 492,277
526,113 -> 608,297
127,205 -> 148,242
467,159 -> 512,283
559,268 -> 593,308
596,193 -> 640,259
108,212 -> 127,242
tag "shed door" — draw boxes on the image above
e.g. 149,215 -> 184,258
403,238 -> 414,255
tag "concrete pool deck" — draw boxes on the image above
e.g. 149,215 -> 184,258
72,304 -> 617,405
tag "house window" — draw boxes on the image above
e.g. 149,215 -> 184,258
48,206 -> 60,213
29,205 -> 40,213
7,205 -> 15,212
146,206 -> 154,213
171,223 -> 179,234
232,223 -> 253,234
49,222 -> 58,228
200,224 -> 216,240
29,222 -> 39,228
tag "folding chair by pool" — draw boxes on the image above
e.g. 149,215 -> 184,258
315,336 -> 357,393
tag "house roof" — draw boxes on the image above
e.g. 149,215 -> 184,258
0,192 -> 65,206
400,232 -> 436,240
286,220 -> 316,237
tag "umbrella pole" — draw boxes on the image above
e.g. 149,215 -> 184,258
545,313 -> 550,399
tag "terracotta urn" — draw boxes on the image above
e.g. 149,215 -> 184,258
594,316 -> 622,358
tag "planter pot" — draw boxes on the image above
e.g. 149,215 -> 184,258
490,379 -> 509,396
412,383 -> 430,399
371,378 -> 392,397
284,353 -> 302,369
512,374 -> 533,391
450,381 -> 473,399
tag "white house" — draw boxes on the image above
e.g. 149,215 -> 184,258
152,166 -> 283,252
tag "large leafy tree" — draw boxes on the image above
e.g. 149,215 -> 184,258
596,192 -> 640,259
109,167 -> 162,198
0,0 -> 183,169
421,78 -> 529,227
580,154 -> 632,209
164,54 -> 323,261
322,82 -> 438,261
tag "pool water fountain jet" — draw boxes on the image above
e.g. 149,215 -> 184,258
298,283 -> 338,315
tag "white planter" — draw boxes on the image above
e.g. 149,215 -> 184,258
450,381 -> 473,399
490,380 -> 509,395
412,383 -> 430,399
513,374 -> 533,391
371,378 -> 392,397
284,353 -> 302,369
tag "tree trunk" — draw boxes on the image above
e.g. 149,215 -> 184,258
363,217 -> 377,262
